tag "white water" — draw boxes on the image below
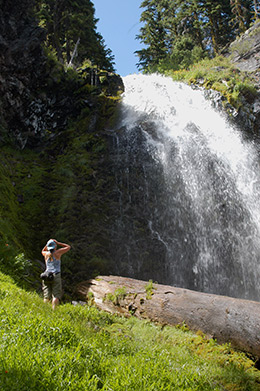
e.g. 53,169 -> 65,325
113,73 -> 260,300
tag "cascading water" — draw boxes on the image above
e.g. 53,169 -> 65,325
109,73 -> 260,301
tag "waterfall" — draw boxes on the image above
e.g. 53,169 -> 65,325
110,73 -> 260,301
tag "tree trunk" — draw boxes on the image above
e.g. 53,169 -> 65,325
208,14 -> 219,54
231,0 -> 246,33
193,10 -> 204,51
52,0 -> 64,63
76,275 -> 260,358
254,0 -> 260,19
68,37 -> 80,67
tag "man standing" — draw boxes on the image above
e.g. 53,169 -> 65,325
41,238 -> 71,310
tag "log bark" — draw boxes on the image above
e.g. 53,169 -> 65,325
76,275 -> 260,358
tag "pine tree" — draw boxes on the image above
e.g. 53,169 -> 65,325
230,0 -> 254,33
136,0 -> 256,71
136,0 -> 207,71
136,0 -> 169,71
34,0 -> 115,70
254,0 -> 260,19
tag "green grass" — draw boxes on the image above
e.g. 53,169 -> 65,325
165,56 -> 257,109
0,271 -> 259,390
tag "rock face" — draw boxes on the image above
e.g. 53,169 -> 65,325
228,21 -> 260,133
230,22 -> 260,72
0,0 -> 124,149
0,0 -> 47,147
0,0 -> 124,286
77,275 -> 260,359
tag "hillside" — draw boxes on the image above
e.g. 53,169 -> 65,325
0,271 -> 260,390
0,0 -> 124,291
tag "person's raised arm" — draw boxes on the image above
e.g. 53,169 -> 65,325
41,244 -> 48,256
53,239 -> 71,256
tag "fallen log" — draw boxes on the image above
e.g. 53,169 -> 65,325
76,275 -> 260,358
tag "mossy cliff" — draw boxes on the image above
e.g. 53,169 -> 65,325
0,92 -> 122,289
2,0 -> 260,299
0,0 -> 124,292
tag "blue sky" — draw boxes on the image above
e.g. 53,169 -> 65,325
92,0 -> 144,76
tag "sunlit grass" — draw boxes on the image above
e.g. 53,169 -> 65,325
0,271 -> 259,390
166,56 -> 257,109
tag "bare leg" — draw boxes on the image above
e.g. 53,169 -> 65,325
52,297 -> 59,310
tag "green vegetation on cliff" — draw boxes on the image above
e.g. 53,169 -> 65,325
0,0 -> 125,291
34,0 -> 115,70
0,90 -> 122,291
165,55 -> 258,109
0,271 -> 259,390
0,46 -> 123,289
136,0 -> 259,73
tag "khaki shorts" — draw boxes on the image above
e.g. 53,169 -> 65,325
42,273 -> 62,300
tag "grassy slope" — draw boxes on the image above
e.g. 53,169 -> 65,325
0,271 -> 259,391
165,56 -> 258,110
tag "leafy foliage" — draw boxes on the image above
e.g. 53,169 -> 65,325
156,36 -> 206,73
0,238 -> 31,288
145,279 -> 155,299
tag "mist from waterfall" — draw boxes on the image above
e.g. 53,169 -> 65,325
110,73 -> 260,301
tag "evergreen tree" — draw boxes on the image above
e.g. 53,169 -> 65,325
169,0 -> 205,50
231,0 -> 247,32
34,0 -> 115,71
136,0 -> 169,71
254,0 -> 260,19
136,0 -> 207,71
136,0 -> 256,72
195,0 -> 234,54
230,0 -> 254,33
